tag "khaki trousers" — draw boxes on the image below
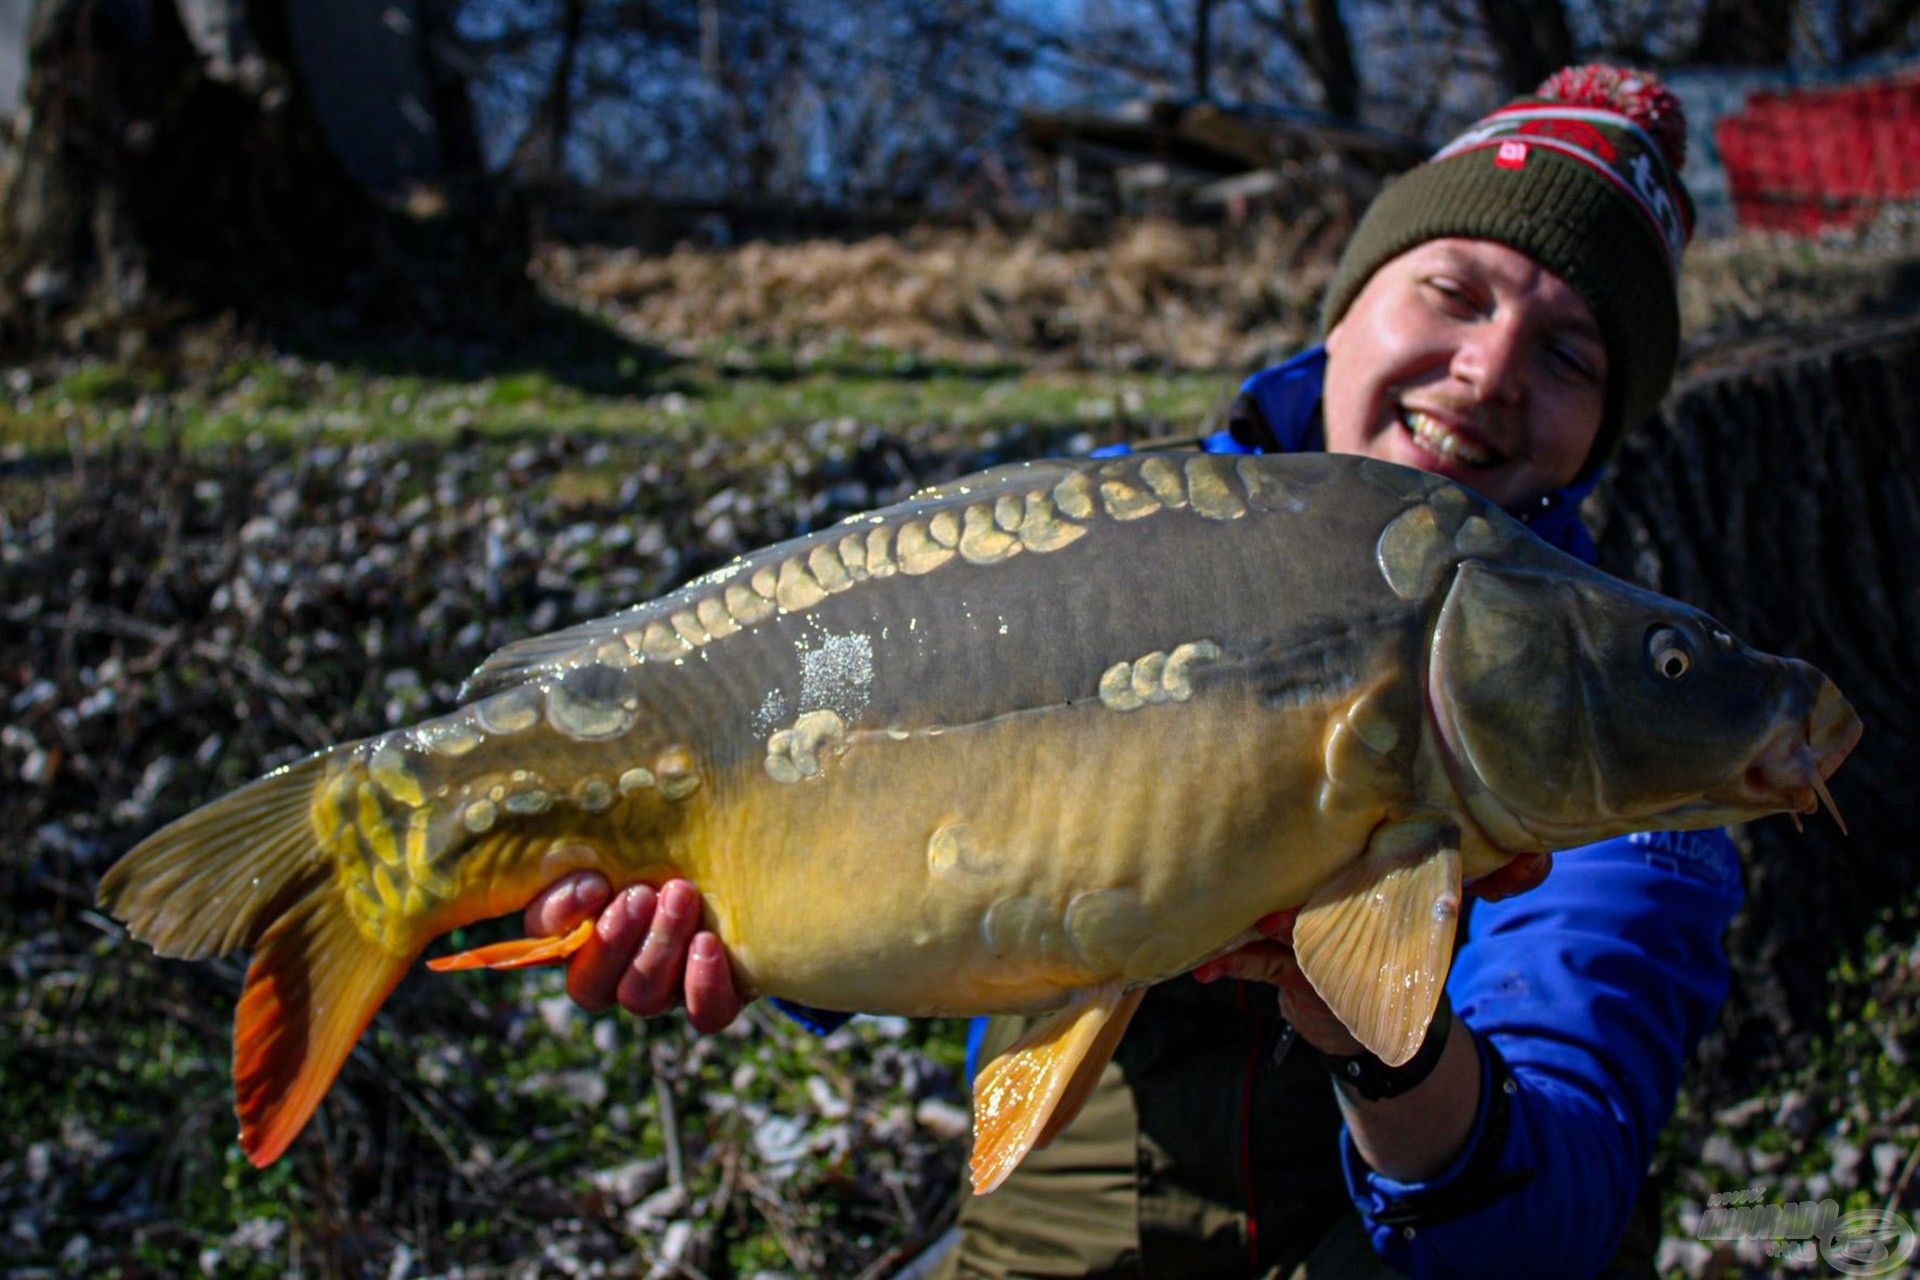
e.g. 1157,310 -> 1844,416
931,978 -> 1662,1279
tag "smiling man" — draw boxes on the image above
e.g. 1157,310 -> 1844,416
525,66 -> 1735,1280
1321,238 -> 1608,509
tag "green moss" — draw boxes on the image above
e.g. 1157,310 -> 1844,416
0,335 -> 1221,463
486,371 -> 560,407
55,362 -> 149,406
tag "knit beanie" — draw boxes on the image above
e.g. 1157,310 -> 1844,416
1321,65 -> 1695,471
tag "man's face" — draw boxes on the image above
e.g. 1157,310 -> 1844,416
1322,238 -> 1608,512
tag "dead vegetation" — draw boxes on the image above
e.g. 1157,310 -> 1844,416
539,213 -> 1920,380
539,216 -> 1343,371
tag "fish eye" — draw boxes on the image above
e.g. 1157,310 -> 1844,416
1648,627 -> 1692,680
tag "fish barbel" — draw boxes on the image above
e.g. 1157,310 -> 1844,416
97,452 -> 1861,1191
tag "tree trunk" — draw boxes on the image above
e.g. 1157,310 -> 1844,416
0,0 -> 524,354
1588,318 -> 1920,1099
1475,0 -> 1572,94
508,0 -> 586,183
418,0 -> 488,177
1841,0 -> 1920,58
1193,0 -> 1213,99
1292,0 -> 1359,120
1692,0 -> 1797,63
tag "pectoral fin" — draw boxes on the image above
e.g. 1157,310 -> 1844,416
1292,825 -> 1462,1067
427,918 -> 596,972
969,982 -> 1143,1195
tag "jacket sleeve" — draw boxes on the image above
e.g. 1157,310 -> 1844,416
770,997 -> 854,1035
1341,828 -> 1744,1279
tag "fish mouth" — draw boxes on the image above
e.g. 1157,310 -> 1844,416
1709,674 -> 1862,832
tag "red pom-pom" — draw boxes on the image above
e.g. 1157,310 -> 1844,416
1537,64 -> 1688,173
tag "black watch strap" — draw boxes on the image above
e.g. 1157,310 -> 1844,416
1316,997 -> 1454,1101
1369,1036 -> 1537,1229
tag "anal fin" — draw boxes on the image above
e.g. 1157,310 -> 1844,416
1036,985 -> 1145,1149
969,981 -> 1142,1195
1292,823 -> 1462,1067
427,918 -> 596,972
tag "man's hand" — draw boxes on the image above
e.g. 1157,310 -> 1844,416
522,873 -> 746,1033
1462,850 -> 1552,902
1190,852 -> 1552,1053
1191,908 -> 1365,1054
1189,853 -> 1552,1179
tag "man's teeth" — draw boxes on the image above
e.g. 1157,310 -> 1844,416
1403,410 -> 1496,467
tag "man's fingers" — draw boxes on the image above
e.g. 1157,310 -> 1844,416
566,883 -> 657,1013
1192,938 -> 1364,1053
1469,851 -> 1553,902
617,879 -> 701,1018
684,932 -> 744,1033
1276,982 -> 1366,1055
523,871 -> 612,937
1253,908 -> 1298,942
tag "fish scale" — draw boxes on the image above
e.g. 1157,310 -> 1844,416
96,451 -> 1862,1192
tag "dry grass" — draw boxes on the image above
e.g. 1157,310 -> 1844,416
541,212 -> 1920,384
540,216 -> 1342,371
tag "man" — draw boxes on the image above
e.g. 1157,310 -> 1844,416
523,65 -> 1739,1278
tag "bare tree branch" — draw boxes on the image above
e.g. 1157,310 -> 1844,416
1845,0 -> 1920,55
1476,0 -> 1572,92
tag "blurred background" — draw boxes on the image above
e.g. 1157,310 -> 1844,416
1,1 -> 1917,1276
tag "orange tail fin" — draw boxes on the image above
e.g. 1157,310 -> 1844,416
235,889 -> 417,1166
98,747 -> 419,1166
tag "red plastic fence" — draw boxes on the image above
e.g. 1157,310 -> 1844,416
1716,73 -> 1920,234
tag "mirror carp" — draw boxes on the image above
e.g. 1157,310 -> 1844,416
97,452 -> 1861,1192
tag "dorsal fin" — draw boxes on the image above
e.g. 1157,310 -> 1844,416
457,458 -> 1099,701
455,560 -> 760,702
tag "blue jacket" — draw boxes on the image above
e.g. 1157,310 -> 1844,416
1203,347 -> 1743,1277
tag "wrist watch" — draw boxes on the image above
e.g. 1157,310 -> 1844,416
1316,996 -> 1454,1101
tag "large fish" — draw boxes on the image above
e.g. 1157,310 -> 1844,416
98,452 -> 1859,1193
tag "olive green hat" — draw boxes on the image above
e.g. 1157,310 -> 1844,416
1321,65 -> 1696,471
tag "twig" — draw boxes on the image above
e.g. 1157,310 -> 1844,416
653,1041 -> 687,1195
380,1070 -> 470,1177
853,1184 -> 963,1280
45,601 -> 333,746
50,601 -> 318,702
1887,1136 -> 1920,1217
881,1166 -> 916,1228
745,1175 -> 819,1275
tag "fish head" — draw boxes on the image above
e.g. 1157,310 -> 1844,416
1426,558 -> 1861,852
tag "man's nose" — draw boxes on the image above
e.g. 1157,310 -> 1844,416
1452,320 -> 1527,404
